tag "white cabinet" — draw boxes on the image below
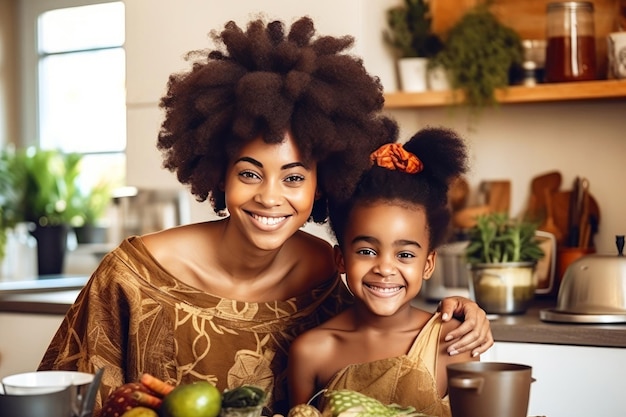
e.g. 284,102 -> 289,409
481,341 -> 626,417
0,312 -> 64,379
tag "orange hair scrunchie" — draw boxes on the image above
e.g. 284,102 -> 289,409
370,143 -> 423,174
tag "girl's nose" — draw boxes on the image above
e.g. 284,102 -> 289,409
373,256 -> 396,277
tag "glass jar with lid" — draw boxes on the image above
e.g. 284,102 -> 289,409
545,1 -> 597,82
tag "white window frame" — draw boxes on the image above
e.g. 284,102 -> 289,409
18,0 -> 125,151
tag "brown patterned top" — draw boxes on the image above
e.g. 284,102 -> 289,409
38,236 -> 349,416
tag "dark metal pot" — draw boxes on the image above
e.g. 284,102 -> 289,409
447,362 -> 535,417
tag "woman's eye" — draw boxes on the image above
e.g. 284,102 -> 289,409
239,170 -> 261,181
356,248 -> 376,256
284,174 -> 305,184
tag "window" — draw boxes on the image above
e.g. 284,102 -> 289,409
36,1 -> 125,189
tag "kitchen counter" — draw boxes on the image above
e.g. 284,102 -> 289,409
415,298 -> 626,349
0,276 -> 87,315
2,278 -> 625,348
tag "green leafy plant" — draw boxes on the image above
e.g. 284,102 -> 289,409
12,147 -> 84,227
429,4 -> 523,110
74,181 -> 113,227
0,147 -> 21,260
383,0 -> 443,58
465,213 -> 544,264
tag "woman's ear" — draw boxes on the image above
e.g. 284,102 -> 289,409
333,245 -> 346,274
314,188 -> 324,200
422,250 -> 437,280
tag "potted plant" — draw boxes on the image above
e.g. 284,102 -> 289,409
429,4 -> 523,112
73,180 -> 114,244
0,147 -> 20,263
11,147 -> 84,275
465,212 -> 544,314
384,0 -> 443,92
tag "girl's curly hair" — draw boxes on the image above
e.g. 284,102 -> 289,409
157,16 -> 397,222
329,127 -> 469,251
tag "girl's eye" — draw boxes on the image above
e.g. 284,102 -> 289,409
398,252 -> 415,260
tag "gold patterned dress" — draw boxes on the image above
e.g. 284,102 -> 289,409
38,237 -> 348,416
320,313 -> 451,417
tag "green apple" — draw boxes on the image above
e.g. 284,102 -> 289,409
160,381 -> 221,417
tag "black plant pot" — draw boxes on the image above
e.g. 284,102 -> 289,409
74,225 -> 108,244
30,224 -> 69,277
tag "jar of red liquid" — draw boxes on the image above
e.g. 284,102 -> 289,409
545,1 -> 597,82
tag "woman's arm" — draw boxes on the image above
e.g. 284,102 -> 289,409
438,296 -> 494,357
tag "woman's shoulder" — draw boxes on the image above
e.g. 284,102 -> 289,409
287,229 -> 336,286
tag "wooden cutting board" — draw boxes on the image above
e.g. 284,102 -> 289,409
527,171 -> 562,221
552,190 -> 601,247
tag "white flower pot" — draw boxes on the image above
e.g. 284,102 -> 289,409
427,65 -> 451,91
397,57 -> 429,92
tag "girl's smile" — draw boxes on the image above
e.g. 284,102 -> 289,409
336,201 -> 436,317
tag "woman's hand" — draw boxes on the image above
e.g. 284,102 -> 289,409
438,296 -> 494,357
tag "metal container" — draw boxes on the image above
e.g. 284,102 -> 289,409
468,262 -> 537,315
541,236 -> 626,323
448,362 -> 535,417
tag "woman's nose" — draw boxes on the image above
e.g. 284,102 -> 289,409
254,181 -> 282,207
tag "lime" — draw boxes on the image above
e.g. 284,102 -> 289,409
160,381 -> 221,417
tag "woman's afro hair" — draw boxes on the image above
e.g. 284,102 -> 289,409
329,127 -> 469,250
157,16 -> 397,222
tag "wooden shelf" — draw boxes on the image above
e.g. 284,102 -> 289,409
383,79 -> 626,109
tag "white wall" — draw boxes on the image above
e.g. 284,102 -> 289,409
124,0 -> 626,253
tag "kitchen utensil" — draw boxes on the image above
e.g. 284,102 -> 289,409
534,230 -> 557,294
452,205 -> 491,229
422,241 -> 470,301
578,178 -> 591,248
2,370 -> 95,417
480,180 -> 511,214
538,189 -> 563,244
552,189 -> 600,247
566,177 -> 581,247
468,262 -> 537,314
447,362 -> 535,417
527,171 -> 562,221
78,368 -> 103,417
540,235 -> 626,323
2,371 -> 94,396
448,176 -> 470,211
0,385 -> 74,417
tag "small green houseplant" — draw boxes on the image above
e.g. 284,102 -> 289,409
0,147 -> 21,262
73,180 -> 113,243
384,0 -> 443,59
384,0 -> 444,92
429,4 -> 523,111
11,147 -> 84,275
465,212 -> 544,314
465,212 -> 544,265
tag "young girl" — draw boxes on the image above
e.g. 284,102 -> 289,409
288,127 -> 478,417
38,17 -> 490,417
